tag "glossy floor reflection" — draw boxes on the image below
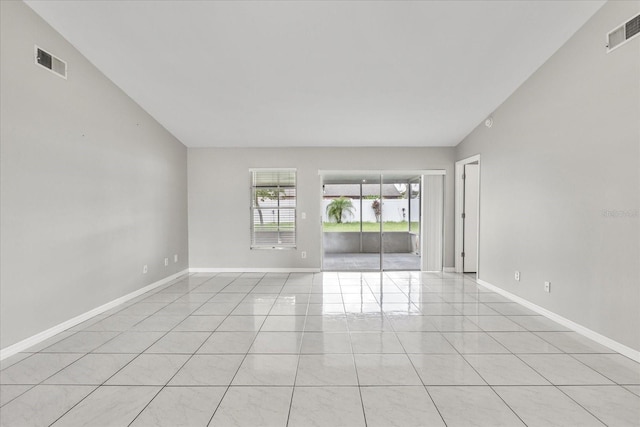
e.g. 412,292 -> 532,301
1,272 -> 639,426
322,253 -> 421,271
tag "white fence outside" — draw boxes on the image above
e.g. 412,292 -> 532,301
322,198 -> 419,223
253,198 -> 419,223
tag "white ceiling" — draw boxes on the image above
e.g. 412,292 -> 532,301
25,0 -> 605,148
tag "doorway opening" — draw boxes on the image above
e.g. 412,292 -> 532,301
455,155 -> 480,276
320,171 -> 444,272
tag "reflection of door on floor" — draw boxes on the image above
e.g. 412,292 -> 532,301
463,164 -> 479,273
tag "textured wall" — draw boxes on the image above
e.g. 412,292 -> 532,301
188,147 -> 455,270
456,1 -> 640,351
1,1 -> 189,349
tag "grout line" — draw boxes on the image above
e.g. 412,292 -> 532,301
125,275 -> 237,426
341,273 -> 369,427
285,313 -> 304,426
487,384 -> 529,426
46,273 -> 220,426
207,273 -> 295,426
394,318 -> 449,426
3,271 -> 638,426
551,385 -> 612,426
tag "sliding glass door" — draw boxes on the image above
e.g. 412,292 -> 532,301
381,174 -> 421,271
322,174 -> 381,271
320,170 -> 444,272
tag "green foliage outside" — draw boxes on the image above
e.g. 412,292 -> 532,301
254,223 -> 294,232
325,197 -> 355,224
323,221 -> 419,232
254,221 -> 419,233
254,187 -> 285,225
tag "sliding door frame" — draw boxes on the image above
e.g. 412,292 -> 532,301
319,169 -> 445,272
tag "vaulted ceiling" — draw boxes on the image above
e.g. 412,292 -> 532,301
26,0 -> 605,148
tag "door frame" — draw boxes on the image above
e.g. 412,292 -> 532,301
318,169 -> 445,272
455,155 -> 481,276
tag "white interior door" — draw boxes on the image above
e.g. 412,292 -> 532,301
463,164 -> 479,273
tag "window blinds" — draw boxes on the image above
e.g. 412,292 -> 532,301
250,169 -> 296,249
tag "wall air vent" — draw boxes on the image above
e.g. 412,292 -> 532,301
606,14 -> 640,53
34,46 -> 67,79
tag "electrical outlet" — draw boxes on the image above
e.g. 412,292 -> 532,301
174,254 -> 178,263
544,281 -> 551,293
142,265 -> 148,274
301,251 -> 307,259
515,271 -> 520,281
164,258 -> 169,267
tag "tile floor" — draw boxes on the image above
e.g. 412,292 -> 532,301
322,253 -> 421,271
1,272 -> 639,426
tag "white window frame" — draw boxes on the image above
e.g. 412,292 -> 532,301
250,168 -> 297,249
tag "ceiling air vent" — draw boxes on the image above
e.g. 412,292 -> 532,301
606,14 -> 640,53
34,46 -> 67,79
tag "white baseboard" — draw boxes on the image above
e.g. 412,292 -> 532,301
476,278 -> 640,362
192,268 -> 451,274
0,269 -> 189,361
190,268 -> 321,273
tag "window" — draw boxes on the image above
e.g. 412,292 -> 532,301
250,169 -> 296,249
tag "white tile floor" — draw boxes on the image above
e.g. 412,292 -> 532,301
1,272 -> 639,426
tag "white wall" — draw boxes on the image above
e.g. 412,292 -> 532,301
456,1 -> 640,351
0,1 -> 189,349
188,147 -> 455,270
